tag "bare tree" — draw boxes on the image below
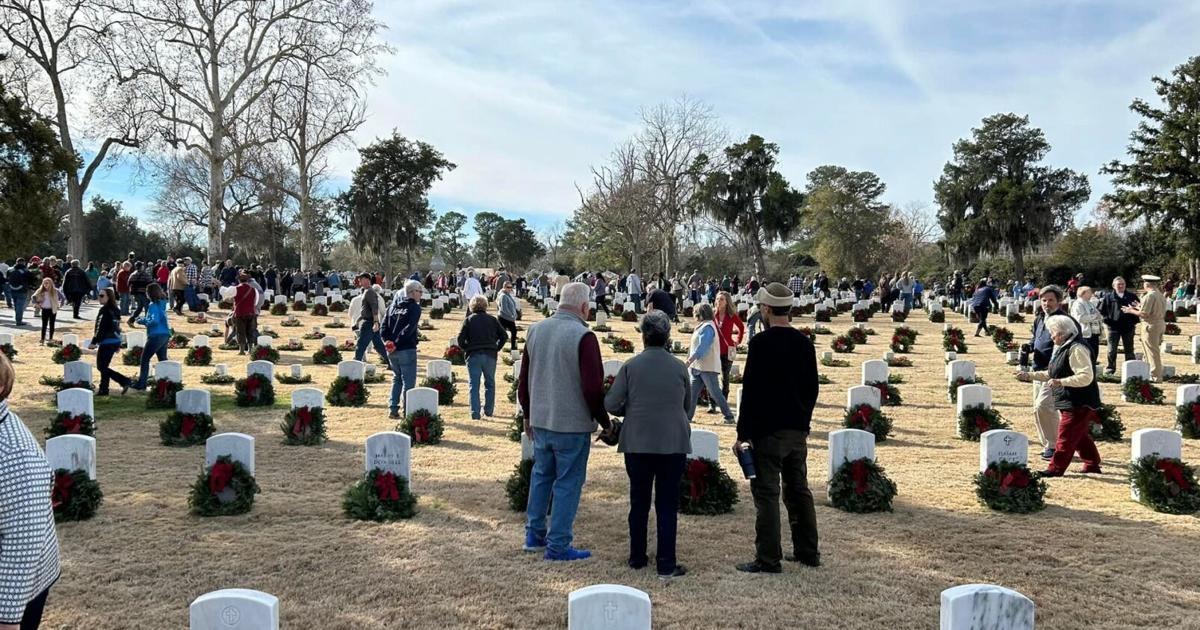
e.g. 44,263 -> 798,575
575,141 -> 659,272
0,0 -> 146,262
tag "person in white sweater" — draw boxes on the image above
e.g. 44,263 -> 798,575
1070,286 -> 1103,362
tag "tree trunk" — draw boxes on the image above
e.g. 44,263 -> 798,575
752,239 -> 767,278
298,165 -> 320,271
66,176 -> 85,262
1010,240 -> 1026,282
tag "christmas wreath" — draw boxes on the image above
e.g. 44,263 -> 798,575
343,469 -> 418,521
279,318 -> 302,328
795,327 -> 816,342
430,306 -> 445,320
948,376 -> 984,402
894,325 -> 918,342
1122,376 -> 1163,404
846,327 -> 868,344
505,458 -> 537,511
418,320 -> 435,331
1177,401 -> 1200,439
121,346 -> 143,366
292,300 -> 308,311
821,355 -> 849,368
828,458 -> 897,513
311,304 -> 329,316
399,409 -> 444,446
1129,455 -> 1200,514
269,303 -> 288,315
444,345 -> 466,365
185,313 -> 208,324
678,457 -> 739,515
1164,310 -> 1177,323
330,301 -> 347,312
929,310 -> 945,323
889,335 -> 911,354
326,376 -> 368,407
251,345 -> 280,363
830,335 -> 855,353
234,373 -> 275,406
813,325 -> 832,335
312,345 -> 342,364
603,374 -> 616,395
45,411 -> 95,438
853,310 -> 870,322
201,371 -> 236,385
990,326 -> 1013,346
51,469 -> 103,522
1006,312 -> 1025,324
957,405 -> 1010,441
145,378 -> 184,409
185,345 -> 212,366
843,404 -> 892,441
887,355 -> 913,368
508,413 -> 524,442
279,340 -> 305,351
868,381 -> 902,406
1165,322 -> 1181,336
166,333 -> 190,349
0,342 -> 16,360
303,331 -> 324,340
189,455 -> 259,516
422,376 -> 457,405
159,411 -> 215,446
280,406 -> 326,445
975,461 -> 1046,513
323,320 -> 346,329
51,343 -> 82,364
217,342 -> 239,351
217,299 -> 234,310
942,327 -> 968,353
592,324 -> 611,333
1090,404 -> 1125,442
612,337 -> 635,353
890,310 -> 908,322
815,309 -> 831,322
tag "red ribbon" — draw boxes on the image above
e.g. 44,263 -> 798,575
686,458 -> 709,500
1192,403 -> 1200,428
156,378 -> 169,400
180,415 -> 196,437
61,414 -> 84,434
412,416 -> 430,443
208,460 -> 234,494
375,471 -> 400,501
1140,383 -> 1153,401
875,384 -> 888,402
974,415 -> 990,434
854,405 -> 873,429
52,471 -> 74,508
850,459 -> 869,495
246,376 -> 260,397
346,381 -> 360,397
999,468 -> 1030,495
1156,460 -> 1190,493
292,407 -> 313,437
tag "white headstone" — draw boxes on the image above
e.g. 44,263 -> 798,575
861,360 -> 888,385
957,384 -> 992,416
56,387 -> 94,418
404,387 -> 439,415
289,364 -> 303,379
0,333 -> 12,346
567,585 -> 651,630
125,330 -> 146,348
205,433 -> 255,476
189,589 -> 279,630
946,360 -> 976,384
291,387 -> 324,410
944,351 -> 957,362
883,351 -> 894,362
246,361 -> 274,380
45,434 -> 96,480
1121,360 -> 1151,384
512,358 -> 523,381
176,389 -> 212,415
846,385 -> 881,410
365,431 -> 411,480
426,359 -> 453,380
520,432 -> 534,461
274,294 -> 287,305
602,360 -> 623,379
1176,384 -> 1200,408
979,430 -> 1029,471
596,311 -> 608,327
256,335 -> 274,348
215,364 -> 228,377
192,335 -> 210,348
821,351 -> 834,362
155,360 -> 183,383
63,361 -> 92,386
939,584 -> 1034,630
293,292 -> 306,303
827,428 -> 876,481
62,333 -> 80,346
1131,428 -> 1182,463
314,296 -> 327,306
321,336 -> 337,348
1192,335 -> 1200,364
337,360 -> 366,381
689,429 -> 720,462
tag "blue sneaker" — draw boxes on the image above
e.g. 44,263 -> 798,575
544,547 -> 592,561
522,532 -> 545,552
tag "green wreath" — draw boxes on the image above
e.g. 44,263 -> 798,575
508,413 -> 524,442
1090,404 -> 1125,442
280,405 -> 326,446
166,333 -> 190,349
121,346 -> 143,366
929,310 -> 944,323
159,411 -> 215,446
275,373 -> 312,385
145,378 -> 184,409
185,345 -> 212,366
45,411 -> 95,438
830,335 -> 856,353
611,338 -> 634,353
0,343 -> 16,359
312,345 -> 342,364
821,356 -> 849,368
279,340 -> 305,351
853,310 -> 871,322
1122,377 -> 1164,405
828,458 -> 897,513
342,469 -> 418,521
1178,401 -> 1200,439
867,381 -> 902,406
957,405 -> 1010,441
887,356 -> 912,368
52,469 -> 103,522
678,457 -> 739,515
398,409 -> 444,446
443,345 -> 466,365
201,372 -> 236,385
329,301 -> 346,312
311,304 -> 329,316
942,329 -> 968,353
422,376 -> 457,406
235,373 -> 275,406
813,309 -> 830,322
846,327 -> 868,344
251,345 -> 280,363
292,300 -> 308,311
505,458 -> 537,512
975,461 -> 1046,513
269,303 -> 288,315
890,310 -> 908,322
51,343 -> 82,364
948,376 -> 984,403
843,404 -> 892,441
189,455 -> 259,516
279,318 -> 303,328
1129,455 -> 1200,514
325,376 -> 368,407
38,376 -> 93,392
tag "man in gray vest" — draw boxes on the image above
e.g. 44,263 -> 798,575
517,281 -> 613,561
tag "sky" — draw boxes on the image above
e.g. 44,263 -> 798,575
84,0 -> 1200,237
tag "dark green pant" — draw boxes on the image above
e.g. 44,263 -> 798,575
750,429 -> 819,569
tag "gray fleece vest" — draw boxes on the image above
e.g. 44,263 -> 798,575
525,310 -> 595,433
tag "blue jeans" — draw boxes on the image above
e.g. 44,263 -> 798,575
630,293 -> 642,313
690,370 -> 733,421
526,429 -> 592,555
11,292 -> 27,325
135,334 -> 170,389
387,348 -> 418,414
466,353 -> 497,418
119,292 -> 130,316
746,311 -> 762,339
355,323 -> 388,364
901,293 -> 913,312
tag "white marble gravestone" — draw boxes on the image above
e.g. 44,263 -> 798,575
596,311 -> 608,327
512,359 -> 523,381
365,431 -> 411,480
567,584 -> 651,630
176,389 -> 211,415
426,359 -> 453,380
293,292 -> 306,303
404,387 -> 439,415
883,351 -> 895,362
1192,336 -> 1200,364
57,387 -> 94,418
125,330 -> 146,348
520,432 -> 534,461
1131,428 -> 1184,499
1176,384 -> 1200,408
274,294 -> 287,305
45,434 -> 96,480
979,430 -> 1029,471
1121,359 -> 1150,384
214,364 -> 228,377
602,360 -> 623,379
946,360 -> 975,384
205,433 -> 255,476
321,336 -> 337,348
155,360 -> 183,383
291,387 -> 323,410
688,429 -> 720,462
314,296 -> 327,306
290,364 -> 304,379
939,584 -> 1034,630
861,360 -> 888,385
846,385 -> 881,411
827,428 -> 876,482
62,333 -> 79,347
821,350 -> 834,363
0,332 -> 12,346
63,361 -> 92,386
192,334 -> 209,348
246,361 -> 274,381
189,589 -> 279,630
337,360 -> 366,381
957,384 -> 992,417
255,335 -> 274,348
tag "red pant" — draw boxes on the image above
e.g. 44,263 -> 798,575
1047,407 -> 1102,474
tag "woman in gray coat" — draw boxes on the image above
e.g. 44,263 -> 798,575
604,310 -> 693,579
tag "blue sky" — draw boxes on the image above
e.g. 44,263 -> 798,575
83,0 -> 1200,237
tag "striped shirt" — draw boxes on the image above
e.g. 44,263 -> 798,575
0,401 -> 61,623
788,277 -> 804,294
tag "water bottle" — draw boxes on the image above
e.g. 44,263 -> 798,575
735,443 -> 757,479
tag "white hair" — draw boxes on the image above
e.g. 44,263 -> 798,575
404,280 -> 423,294
1045,314 -> 1078,338
560,282 -> 590,309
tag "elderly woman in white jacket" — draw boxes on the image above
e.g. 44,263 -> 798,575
1070,286 -> 1103,362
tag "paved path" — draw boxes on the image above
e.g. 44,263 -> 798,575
0,302 -> 101,339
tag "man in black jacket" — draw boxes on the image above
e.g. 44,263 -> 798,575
1099,276 -> 1139,375
126,262 -> 153,326
61,260 -> 91,319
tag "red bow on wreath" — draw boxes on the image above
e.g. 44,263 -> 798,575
974,415 -> 991,434
854,406 -> 873,429
180,415 -> 196,437
686,458 -> 709,500
1140,383 -> 1153,401
345,381 -> 360,397
292,407 -> 313,437
1156,459 -> 1190,493
1191,403 -> 1200,428
156,379 -> 169,399
51,471 -> 74,508
209,460 -> 234,495
62,414 -> 84,434
850,460 -> 869,495
245,377 -> 260,397
374,471 -> 400,501
875,384 -> 889,402
412,416 -> 430,443
999,469 -> 1030,496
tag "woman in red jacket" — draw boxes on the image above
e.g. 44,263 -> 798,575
709,290 -> 745,413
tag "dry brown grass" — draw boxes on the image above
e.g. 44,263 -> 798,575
7,305 -> 1200,629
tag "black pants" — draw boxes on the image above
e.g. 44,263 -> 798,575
172,289 -> 186,314
40,308 -> 56,342
19,585 -> 49,629
499,317 -> 518,350
96,343 -> 131,394
596,295 -> 610,316
750,429 -> 819,570
1106,328 -> 1136,372
128,293 -> 148,322
67,292 -> 84,318
624,452 -> 686,574
974,306 -> 990,335
713,354 -> 733,408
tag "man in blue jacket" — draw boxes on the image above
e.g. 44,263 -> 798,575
381,280 -> 424,419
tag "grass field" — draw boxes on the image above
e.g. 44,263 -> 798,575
7,301 -> 1200,629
